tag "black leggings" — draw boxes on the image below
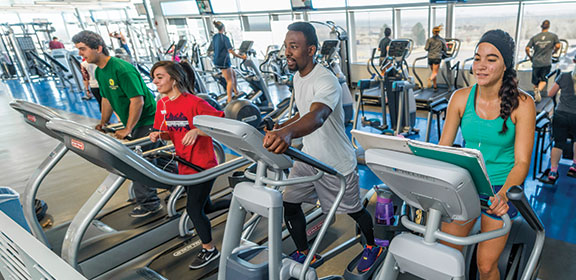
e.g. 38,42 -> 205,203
284,202 -> 375,252
186,179 -> 230,244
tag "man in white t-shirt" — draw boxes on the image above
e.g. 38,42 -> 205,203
263,22 -> 382,273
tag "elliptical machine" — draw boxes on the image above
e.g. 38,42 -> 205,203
352,39 -> 418,141
195,116 -> 385,280
317,39 -> 354,125
353,131 -> 544,280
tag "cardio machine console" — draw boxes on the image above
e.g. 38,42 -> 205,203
320,39 -> 339,57
238,40 -> 254,55
388,40 -> 411,61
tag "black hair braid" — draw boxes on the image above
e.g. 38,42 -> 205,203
498,68 -> 521,134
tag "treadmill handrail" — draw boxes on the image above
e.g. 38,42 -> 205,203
28,51 -> 53,70
45,118 -> 250,187
42,52 -> 70,72
10,99 -> 63,120
412,54 -> 428,88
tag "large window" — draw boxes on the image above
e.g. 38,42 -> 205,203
308,12 -> 347,43
352,9 -> 393,63
238,0 -> 291,12
348,0 -> 427,7
313,0 -> 346,9
454,4 -> 518,61
161,1 -> 200,16
398,8 -> 429,64
242,14 -> 292,59
210,0 -> 239,14
520,1 -> 576,69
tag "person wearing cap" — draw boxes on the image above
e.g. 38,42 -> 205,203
439,29 -> 536,280
545,55 -> 576,181
424,25 -> 447,91
525,20 -> 561,102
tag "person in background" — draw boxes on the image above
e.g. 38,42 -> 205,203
110,31 -> 132,57
525,19 -> 560,102
80,59 -> 102,108
212,20 -> 246,103
378,27 -> 392,66
545,55 -> 576,181
49,37 -> 65,50
424,25 -> 447,91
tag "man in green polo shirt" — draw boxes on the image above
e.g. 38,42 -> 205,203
73,30 -> 162,218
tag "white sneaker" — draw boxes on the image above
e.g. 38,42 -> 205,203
534,89 -> 542,103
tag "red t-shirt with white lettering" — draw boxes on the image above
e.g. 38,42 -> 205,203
153,93 -> 224,175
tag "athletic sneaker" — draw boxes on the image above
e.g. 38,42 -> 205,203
548,171 -> 558,181
129,204 -> 163,218
189,247 -> 220,269
357,245 -> 384,273
289,250 -> 323,268
534,89 -> 542,103
569,164 -> 576,173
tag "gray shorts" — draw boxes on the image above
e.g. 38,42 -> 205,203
283,162 -> 363,214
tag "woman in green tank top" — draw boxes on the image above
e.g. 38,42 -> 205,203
438,30 -> 536,280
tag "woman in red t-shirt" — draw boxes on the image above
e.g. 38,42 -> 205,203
149,61 -> 227,269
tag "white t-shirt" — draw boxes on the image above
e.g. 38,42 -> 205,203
293,64 -> 356,175
81,61 -> 99,88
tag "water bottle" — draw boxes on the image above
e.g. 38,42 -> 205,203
375,185 -> 395,225
134,145 -> 143,156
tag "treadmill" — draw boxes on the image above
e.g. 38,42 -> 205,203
43,118 -> 250,278
10,101 -> 243,279
412,38 -> 461,110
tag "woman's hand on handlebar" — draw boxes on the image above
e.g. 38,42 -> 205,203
149,131 -> 161,143
486,192 -> 509,217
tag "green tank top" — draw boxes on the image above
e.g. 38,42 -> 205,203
461,84 -> 515,185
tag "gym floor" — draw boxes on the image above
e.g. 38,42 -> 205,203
0,78 -> 574,279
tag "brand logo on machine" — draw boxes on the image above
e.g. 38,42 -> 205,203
242,115 -> 258,123
306,219 -> 325,237
71,139 -> 85,151
26,114 -> 36,123
173,240 -> 202,257
109,79 -> 118,90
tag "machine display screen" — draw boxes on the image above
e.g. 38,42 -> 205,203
388,41 -> 410,58
320,40 -> 339,56
238,41 -> 254,54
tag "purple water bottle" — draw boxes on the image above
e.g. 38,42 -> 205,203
375,186 -> 395,225
374,185 -> 394,247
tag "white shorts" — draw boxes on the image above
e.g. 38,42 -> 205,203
283,161 -> 363,214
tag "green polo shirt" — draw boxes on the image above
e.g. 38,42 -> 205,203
95,57 -> 155,128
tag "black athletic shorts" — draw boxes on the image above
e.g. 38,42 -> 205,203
428,58 -> 441,66
552,110 -> 576,149
532,66 -> 551,85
